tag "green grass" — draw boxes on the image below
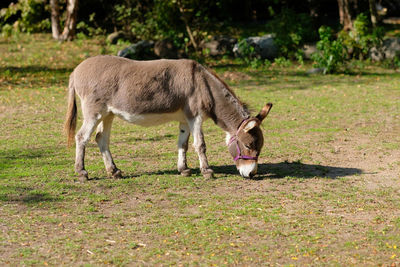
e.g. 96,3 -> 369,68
1,34 -> 400,265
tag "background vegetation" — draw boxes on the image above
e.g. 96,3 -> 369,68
1,0 -> 400,265
1,0 -> 400,72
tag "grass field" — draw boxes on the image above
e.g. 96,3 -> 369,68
1,34 -> 400,266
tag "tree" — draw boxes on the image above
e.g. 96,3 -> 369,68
176,0 -> 198,50
50,0 -> 79,41
368,0 -> 379,27
337,0 -> 353,30
50,0 -> 61,39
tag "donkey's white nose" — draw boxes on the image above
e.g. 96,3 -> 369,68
238,162 -> 258,178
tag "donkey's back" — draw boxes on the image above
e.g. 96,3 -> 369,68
72,55 -> 202,116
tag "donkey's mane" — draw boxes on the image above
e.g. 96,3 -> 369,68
207,69 -> 250,119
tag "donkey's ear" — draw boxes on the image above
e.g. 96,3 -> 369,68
256,103 -> 273,122
243,120 -> 258,132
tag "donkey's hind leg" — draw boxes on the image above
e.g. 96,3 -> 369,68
75,115 -> 101,181
95,114 -> 122,178
177,122 -> 191,176
188,115 -> 214,179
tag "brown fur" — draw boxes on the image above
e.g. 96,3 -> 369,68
256,103 -> 273,121
64,55 -> 271,179
66,55 -> 251,134
64,74 -> 77,147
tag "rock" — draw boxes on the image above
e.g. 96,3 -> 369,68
306,68 -> 326,74
200,36 -> 237,56
370,37 -> 400,61
382,37 -> 400,59
154,39 -> 178,59
233,34 -> 278,60
369,46 -> 385,61
302,43 -> 317,59
107,31 -> 126,44
117,40 -> 156,60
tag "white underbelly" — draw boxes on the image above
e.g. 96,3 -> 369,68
108,106 -> 187,126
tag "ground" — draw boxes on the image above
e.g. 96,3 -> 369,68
0,34 -> 400,266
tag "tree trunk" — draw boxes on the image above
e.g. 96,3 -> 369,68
50,0 -> 61,40
176,0 -> 198,51
368,0 -> 379,27
60,0 -> 79,41
337,0 -> 353,30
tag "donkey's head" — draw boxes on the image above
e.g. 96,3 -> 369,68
227,103 -> 272,178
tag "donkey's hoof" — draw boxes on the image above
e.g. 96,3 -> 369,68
201,169 -> 214,179
180,169 -> 192,177
111,169 -> 122,179
77,171 -> 88,183
107,168 -> 122,179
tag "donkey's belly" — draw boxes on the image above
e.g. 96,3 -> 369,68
108,106 -> 186,126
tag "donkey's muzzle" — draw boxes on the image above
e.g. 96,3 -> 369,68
238,162 -> 258,178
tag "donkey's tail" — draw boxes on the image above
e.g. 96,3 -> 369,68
64,73 -> 77,147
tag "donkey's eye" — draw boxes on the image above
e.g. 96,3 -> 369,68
244,144 -> 251,149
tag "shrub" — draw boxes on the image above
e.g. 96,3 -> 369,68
236,38 -> 257,64
0,0 -> 50,34
266,8 -> 316,59
235,39 -> 272,69
338,13 -> 384,60
274,57 -> 292,67
312,26 -> 346,74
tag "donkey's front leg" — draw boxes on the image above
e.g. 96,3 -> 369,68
189,116 -> 214,179
177,123 -> 191,176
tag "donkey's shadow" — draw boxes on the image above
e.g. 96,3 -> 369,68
127,161 -> 362,180
212,161 -> 362,180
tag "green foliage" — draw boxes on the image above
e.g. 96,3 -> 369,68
274,56 -> 292,67
312,26 -> 346,74
76,13 -> 105,38
382,54 -> 400,69
1,23 -> 14,37
0,0 -> 50,34
312,14 -> 386,74
112,1 -> 159,41
263,58 -> 272,68
338,13 -> 384,60
236,38 -> 257,63
394,56 -> 400,69
266,8 -> 316,58
235,39 -> 272,69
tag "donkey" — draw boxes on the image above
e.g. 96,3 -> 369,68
64,55 -> 272,181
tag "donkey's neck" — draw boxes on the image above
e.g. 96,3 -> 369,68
206,71 -> 250,133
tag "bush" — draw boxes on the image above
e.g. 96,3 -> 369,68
311,26 -> 346,74
0,0 -> 50,34
274,57 -> 292,67
235,39 -> 273,69
338,13 -> 384,60
236,38 -> 257,63
266,8 -> 316,59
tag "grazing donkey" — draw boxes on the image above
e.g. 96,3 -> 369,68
64,55 -> 272,181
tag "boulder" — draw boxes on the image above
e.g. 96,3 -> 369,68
306,67 -> 326,75
117,40 -> 156,60
154,39 -> 178,59
200,36 -> 237,56
370,37 -> 400,61
369,46 -> 385,61
233,34 -> 278,60
382,37 -> 400,59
